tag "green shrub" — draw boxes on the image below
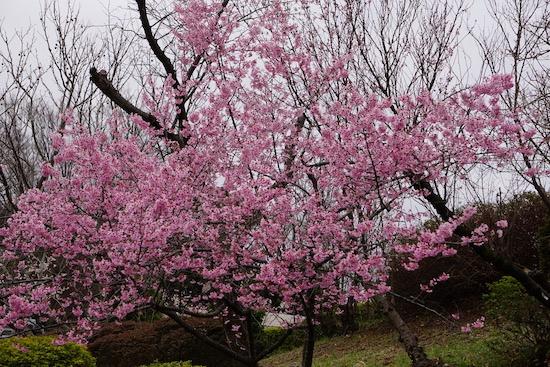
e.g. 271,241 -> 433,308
0,336 -> 95,367
483,276 -> 550,366
139,361 -> 204,367
256,327 -> 305,353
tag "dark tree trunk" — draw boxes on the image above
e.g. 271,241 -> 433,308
245,312 -> 257,362
301,314 -> 316,367
377,296 -> 443,367
300,298 -> 317,367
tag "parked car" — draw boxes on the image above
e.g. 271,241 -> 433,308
0,328 -> 15,339
0,319 -> 44,339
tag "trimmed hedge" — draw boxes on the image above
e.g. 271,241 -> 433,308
0,336 -> 95,367
89,318 -> 242,367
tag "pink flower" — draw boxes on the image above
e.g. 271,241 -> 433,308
461,317 -> 485,333
525,167 -> 539,177
496,220 -> 508,229
12,343 -> 29,353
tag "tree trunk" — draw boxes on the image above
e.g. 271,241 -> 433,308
376,296 -> 442,367
300,299 -> 317,367
301,315 -> 316,367
222,309 -> 249,355
245,312 -> 257,362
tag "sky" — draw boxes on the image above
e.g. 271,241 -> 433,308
0,0 -> 505,100
1,0 -> 491,35
0,0 -> 136,102
0,0 -> 500,99
0,0 -> 491,72
0,0 -> 494,122
0,0 -> 130,30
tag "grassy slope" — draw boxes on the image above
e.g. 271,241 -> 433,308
262,323 -> 510,367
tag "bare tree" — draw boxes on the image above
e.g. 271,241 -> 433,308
0,0 -> 135,218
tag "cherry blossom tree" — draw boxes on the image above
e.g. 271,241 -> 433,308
1,1 -> 548,367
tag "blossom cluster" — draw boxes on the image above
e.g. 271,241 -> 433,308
0,0 -> 529,341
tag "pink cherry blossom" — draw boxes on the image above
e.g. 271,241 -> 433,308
0,0 -> 528,364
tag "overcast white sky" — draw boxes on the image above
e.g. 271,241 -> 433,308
1,0 -> 130,30
0,0 -> 497,129
1,0 -> 491,34
0,0 -> 491,74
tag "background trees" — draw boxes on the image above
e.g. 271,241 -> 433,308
0,1 -> 134,220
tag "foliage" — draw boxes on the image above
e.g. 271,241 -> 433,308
1,0 -> 491,341
536,216 -> 550,283
0,30 -> 517,338
392,192 -> 549,309
0,336 -> 95,367
257,327 -> 306,353
476,193 -> 547,268
483,276 -> 550,365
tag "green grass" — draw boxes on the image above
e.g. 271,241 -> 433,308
424,331 -> 510,367
262,325 -> 513,367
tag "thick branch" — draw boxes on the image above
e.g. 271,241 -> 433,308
89,67 -> 187,148
0,166 -> 16,213
376,295 -> 442,367
154,305 -> 253,365
272,113 -> 307,189
174,0 -> 230,125
159,304 -> 224,318
0,278 -> 52,288
135,0 -> 179,85
412,178 -> 550,308
521,152 -> 550,211
184,0 -> 230,81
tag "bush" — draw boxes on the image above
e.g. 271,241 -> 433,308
0,336 -> 95,367
89,318 -> 242,367
483,276 -> 550,366
391,193 -> 548,312
140,361 -> 204,367
256,327 -> 305,353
